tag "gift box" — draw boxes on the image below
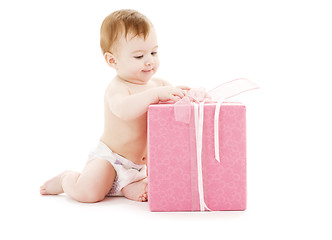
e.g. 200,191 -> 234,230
147,101 -> 247,211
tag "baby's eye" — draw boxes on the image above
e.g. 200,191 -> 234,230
151,52 -> 158,56
134,55 -> 143,59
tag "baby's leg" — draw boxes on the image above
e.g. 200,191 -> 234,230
40,159 -> 116,203
121,177 -> 148,202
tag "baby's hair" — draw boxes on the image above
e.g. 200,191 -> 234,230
100,9 -> 152,55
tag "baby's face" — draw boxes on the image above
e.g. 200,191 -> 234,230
114,28 -> 159,85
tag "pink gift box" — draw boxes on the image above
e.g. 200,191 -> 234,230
147,102 -> 247,211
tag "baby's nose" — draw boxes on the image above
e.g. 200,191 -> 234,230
145,56 -> 154,66
145,61 -> 152,66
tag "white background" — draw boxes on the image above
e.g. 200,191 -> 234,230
1,0 -> 331,239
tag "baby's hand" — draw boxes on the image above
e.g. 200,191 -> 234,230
156,86 -> 186,102
176,85 -> 191,91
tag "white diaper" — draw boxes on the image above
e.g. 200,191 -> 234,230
88,141 -> 147,196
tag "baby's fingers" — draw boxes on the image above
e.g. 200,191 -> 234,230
171,96 -> 182,102
176,85 -> 191,91
168,88 -> 185,102
173,88 -> 185,98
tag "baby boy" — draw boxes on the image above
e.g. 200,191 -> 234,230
40,9 -> 189,202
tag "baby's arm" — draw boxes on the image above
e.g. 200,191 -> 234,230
106,82 -> 185,121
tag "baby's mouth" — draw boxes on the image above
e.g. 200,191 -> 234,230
142,68 -> 153,73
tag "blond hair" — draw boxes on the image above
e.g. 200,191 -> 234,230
100,9 -> 152,54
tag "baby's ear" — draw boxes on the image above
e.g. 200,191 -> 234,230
104,52 -> 117,68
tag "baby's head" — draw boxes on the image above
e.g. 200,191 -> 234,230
100,9 -> 159,84
100,9 -> 152,55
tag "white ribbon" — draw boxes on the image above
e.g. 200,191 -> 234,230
194,102 -> 211,211
214,98 -> 224,163
209,78 -> 259,164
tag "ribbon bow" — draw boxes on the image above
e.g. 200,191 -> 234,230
174,78 -> 259,211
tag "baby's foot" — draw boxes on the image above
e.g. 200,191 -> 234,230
121,180 -> 148,202
40,171 -> 68,195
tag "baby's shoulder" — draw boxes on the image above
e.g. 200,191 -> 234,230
105,78 -> 130,96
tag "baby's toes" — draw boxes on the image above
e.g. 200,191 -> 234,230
40,186 -> 47,195
139,193 -> 148,202
143,193 -> 148,200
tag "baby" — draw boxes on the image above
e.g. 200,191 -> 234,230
40,9 -> 189,202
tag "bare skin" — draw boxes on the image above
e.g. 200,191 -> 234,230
40,28 -> 189,203
40,170 -> 148,202
40,171 -> 68,195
